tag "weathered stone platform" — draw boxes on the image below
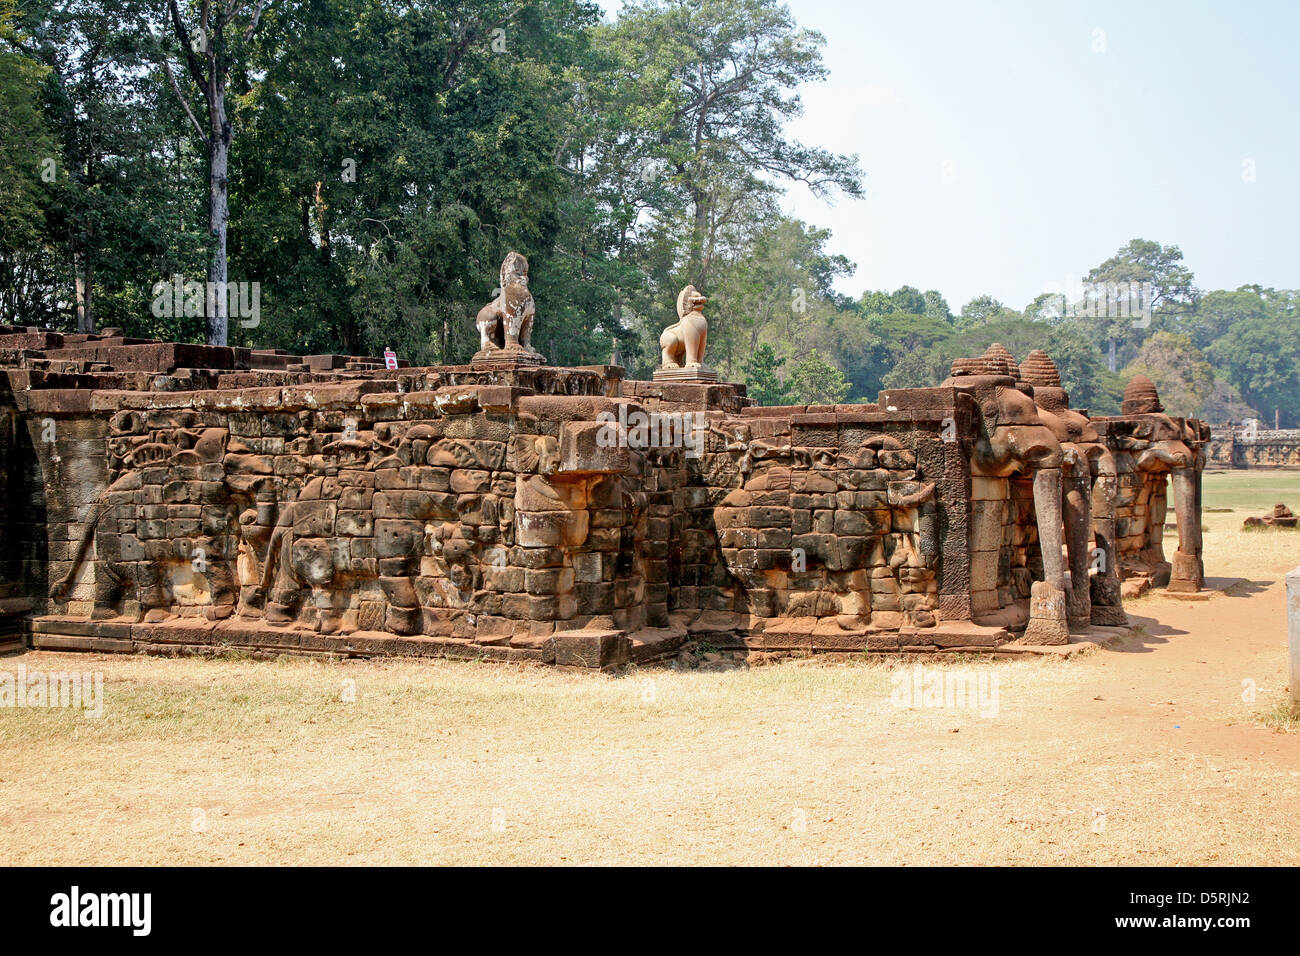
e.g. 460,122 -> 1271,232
0,320 -> 1208,668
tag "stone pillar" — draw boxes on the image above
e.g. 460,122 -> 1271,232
1146,474 -> 1169,572
1063,455 -> 1092,630
937,425 -> 972,624
1023,467 -> 1069,644
1287,567 -> 1300,705
1088,450 -> 1127,625
1168,466 -> 1205,592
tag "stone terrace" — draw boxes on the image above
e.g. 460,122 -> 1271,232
0,325 -> 1208,667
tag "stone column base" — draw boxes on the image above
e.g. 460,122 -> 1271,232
1089,575 -> 1127,626
653,363 -> 718,383
471,346 -> 546,369
1021,581 -> 1070,645
1167,549 -> 1205,593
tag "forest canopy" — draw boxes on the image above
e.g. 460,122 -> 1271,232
0,0 -> 1293,422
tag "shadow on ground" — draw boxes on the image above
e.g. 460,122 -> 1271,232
1102,612 -> 1188,653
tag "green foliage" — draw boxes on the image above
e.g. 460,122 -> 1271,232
741,343 -> 792,405
1176,285 -> 1298,352
0,0 -> 1294,431
227,0 -> 605,360
4,0 -> 208,333
786,348 -> 849,405
0,1 -> 50,250
708,216 -> 853,377
922,289 -> 952,323
1082,238 -> 1197,371
603,0 -> 861,286
0,0 -> 56,323
1207,313 -> 1300,426
956,294 -> 1018,330
1121,331 -> 1214,419
1202,380 -> 1257,424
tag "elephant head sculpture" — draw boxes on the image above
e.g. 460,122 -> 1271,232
944,355 -> 1070,643
1100,375 -> 1205,593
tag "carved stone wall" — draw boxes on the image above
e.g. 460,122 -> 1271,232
0,380 -> 47,645
1207,426 -> 1300,469
0,325 -> 1208,666
1093,414 -> 1209,591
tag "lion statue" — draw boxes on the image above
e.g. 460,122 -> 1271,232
476,251 -> 537,353
660,284 -> 708,368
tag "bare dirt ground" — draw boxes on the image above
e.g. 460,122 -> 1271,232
1,471 -> 1298,866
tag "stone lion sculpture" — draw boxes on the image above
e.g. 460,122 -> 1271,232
659,285 -> 708,368
476,251 -> 537,353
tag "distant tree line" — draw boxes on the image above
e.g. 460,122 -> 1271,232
773,238 -> 1298,423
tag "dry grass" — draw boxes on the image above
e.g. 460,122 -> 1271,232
1,470 -> 1299,866
1260,698 -> 1300,733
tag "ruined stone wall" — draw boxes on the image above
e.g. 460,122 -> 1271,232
625,388 -> 1030,652
1207,427 -> 1300,469
25,381 -> 680,665
1114,468 -> 1170,580
0,326 -> 1211,664
0,381 -> 47,642
1095,415 -> 1208,587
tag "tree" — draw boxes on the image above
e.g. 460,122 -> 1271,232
741,343 -> 792,405
922,289 -> 952,324
1121,331 -> 1214,419
802,307 -> 886,401
0,2 -> 50,248
881,348 -> 944,390
956,294 -> 1018,330
1201,380 -> 1257,425
1081,238 -> 1196,372
226,0 -> 601,362
888,285 -> 926,315
857,289 -> 893,315
0,0 -> 55,324
831,303 -> 952,401
1023,291 -> 1066,323
708,215 -> 852,376
1178,285 -> 1297,352
600,0 -> 862,288
786,348 -> 849,404
876,311 -> 953,353
1206,315 -> 1300,426
879,315 -> 1117,413
4,0 -> 192,333
156,0 -> 273,346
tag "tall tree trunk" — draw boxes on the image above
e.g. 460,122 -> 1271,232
314,181 -> 331,265
163,1 -> 270,346
689,187 -> 709,287
73,246 -> 94,333
207,96 -> 231,347
1107,337 -> 1117,373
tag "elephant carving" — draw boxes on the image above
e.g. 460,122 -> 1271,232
943,361 -> 1070,643
967,384 -> 1064,477
1105,390 -> 1204,593
259,478 -> 357,634
54,421 -> 249,623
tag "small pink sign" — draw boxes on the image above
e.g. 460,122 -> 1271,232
383,348 -> 397,370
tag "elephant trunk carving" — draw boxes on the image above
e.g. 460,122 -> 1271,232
1087,446 -> 1126,625
1168,462 -> 1205,593
1022,467 -> 1070,645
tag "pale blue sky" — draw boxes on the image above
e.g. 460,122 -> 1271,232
598,0 -> 1299,310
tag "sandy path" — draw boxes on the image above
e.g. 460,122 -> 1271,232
1,481 -> 1298,865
